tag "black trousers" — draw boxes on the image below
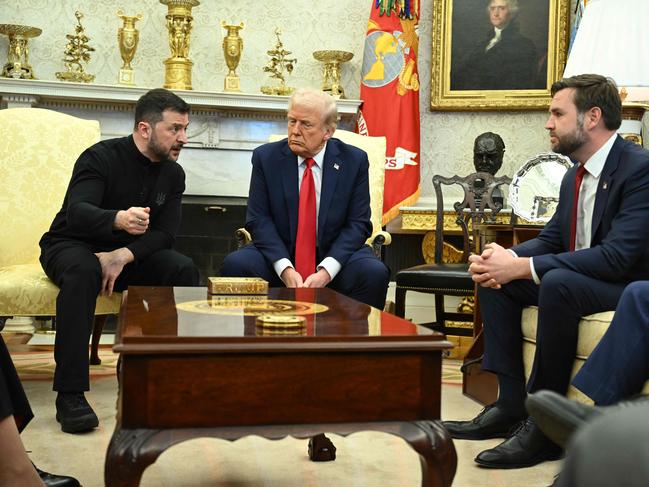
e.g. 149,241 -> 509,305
478,268 -> 627,399
40,241 -> 199,392
0,335 -> 33,432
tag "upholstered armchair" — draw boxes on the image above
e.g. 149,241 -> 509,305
236,129 -> 391,257
0,108 -> 121,364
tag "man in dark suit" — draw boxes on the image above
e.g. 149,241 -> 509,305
443,74 -> 649,468
451,0 -> 543,91
221,88 -> 389,309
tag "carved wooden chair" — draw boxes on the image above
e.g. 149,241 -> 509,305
394,171 -> 511,336
0,107 -> 121,364
236,129 -> 392,257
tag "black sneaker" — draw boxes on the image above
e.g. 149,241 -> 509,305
55,392 -> 99,433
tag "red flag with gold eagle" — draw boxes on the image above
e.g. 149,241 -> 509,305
358,0 -> 420,224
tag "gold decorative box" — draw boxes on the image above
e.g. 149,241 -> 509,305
207,277 -> 268,295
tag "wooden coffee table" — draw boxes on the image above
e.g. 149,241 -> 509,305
105,286 -> 456,486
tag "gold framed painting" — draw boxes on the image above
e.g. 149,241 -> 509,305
430,0 -> 570,111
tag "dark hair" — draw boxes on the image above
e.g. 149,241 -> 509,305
133,88 -> 190,129
551,74 -> 622,131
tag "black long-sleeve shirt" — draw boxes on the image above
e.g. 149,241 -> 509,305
40,135 -> 185,261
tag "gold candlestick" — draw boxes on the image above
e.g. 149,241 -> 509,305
0,24 -> 42,79
160,0 -> 199,90
221,21 -> 244,92
117,10 -> 143,86
56,11 -> 95,83
313,50 -> 353,99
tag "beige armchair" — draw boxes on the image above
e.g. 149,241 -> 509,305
0,108 -> 121,364
236,129 -> 391,255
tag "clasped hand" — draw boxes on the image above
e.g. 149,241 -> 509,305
281,267 -> 331,289
114,206 -> 150,235
468,242 -> 523,289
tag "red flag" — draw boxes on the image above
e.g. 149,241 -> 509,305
358,0 -> 421,224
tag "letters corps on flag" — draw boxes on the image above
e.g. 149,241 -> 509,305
358,0 -> 421,224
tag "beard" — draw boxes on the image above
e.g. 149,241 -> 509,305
551,113 -> 587,157
148,131 -> 182,163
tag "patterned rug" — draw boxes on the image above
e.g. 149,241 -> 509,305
13,345 -> 118,381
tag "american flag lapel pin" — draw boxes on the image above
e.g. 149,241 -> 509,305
333,163 -> 340,170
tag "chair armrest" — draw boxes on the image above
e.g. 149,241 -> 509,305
235,228 -> 252,248
369,230 -> 392,258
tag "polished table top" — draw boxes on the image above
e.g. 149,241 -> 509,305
115,286 -> 448,353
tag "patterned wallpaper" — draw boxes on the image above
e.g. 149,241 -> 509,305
2,0 -> 581,202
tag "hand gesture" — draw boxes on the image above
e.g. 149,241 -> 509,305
280,267 -> 304,288
94,248 -> 134,295
114,207 -> 150,235
303,268 -> 331,288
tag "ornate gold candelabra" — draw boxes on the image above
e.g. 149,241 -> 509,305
56,11 -> 95,83
0,24 -> 41,79
221,21 -> 244,92
313,50 -> 353,99
261,28 -> 297,96
160,0 -> 199,90
116,10 -> 143,85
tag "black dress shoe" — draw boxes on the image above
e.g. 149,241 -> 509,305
35,466 -> 81,486
56,392 -> 99,433
442,403 -> 526,440
474,417 -> 562,469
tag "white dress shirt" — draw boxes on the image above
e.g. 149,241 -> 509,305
273,142 -> 342,281
528,134 -> 618,283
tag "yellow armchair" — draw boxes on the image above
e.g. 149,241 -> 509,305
0,108 -> 120,364
236,129 -> 391,256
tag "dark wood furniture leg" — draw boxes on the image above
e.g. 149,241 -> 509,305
105,421 -> 457,487
90,315 -> 108,365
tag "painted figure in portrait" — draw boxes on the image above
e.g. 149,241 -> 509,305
451,0 -> 547,91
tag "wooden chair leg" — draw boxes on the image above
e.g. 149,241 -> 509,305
395,288 -> 407,318
434,294 -> 445,331
90,315 -> 108,365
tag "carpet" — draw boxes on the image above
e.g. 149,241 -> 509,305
13,345 -> 117,381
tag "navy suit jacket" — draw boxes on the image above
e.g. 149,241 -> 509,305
245,137 -> 372,268
513,136 -> 649,283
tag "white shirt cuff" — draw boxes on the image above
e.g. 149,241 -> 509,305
274,258 -> 292,281
529,257 -> 541,284
318,257 -> 341,281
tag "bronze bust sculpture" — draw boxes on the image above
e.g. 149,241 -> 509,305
473,131 -> 505,175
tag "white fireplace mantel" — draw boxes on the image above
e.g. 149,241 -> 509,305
0,78 -> 362,197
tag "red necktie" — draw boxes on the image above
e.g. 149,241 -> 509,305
295,158 -> 316,279
570,165 -> 586,251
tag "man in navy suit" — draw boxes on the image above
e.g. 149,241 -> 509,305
443,74 -> 649,468
221,88 -> 389,309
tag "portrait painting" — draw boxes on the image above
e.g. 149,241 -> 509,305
430,0 -> 570,111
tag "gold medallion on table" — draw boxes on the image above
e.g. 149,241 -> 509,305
176,297 -> 328,316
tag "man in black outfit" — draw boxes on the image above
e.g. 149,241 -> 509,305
39,88 -> 199,434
